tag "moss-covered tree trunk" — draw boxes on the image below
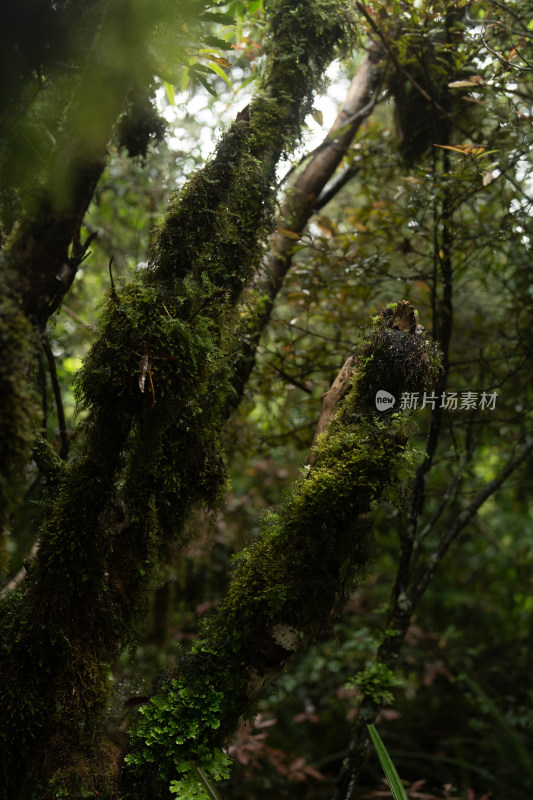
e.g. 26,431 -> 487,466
0,2 -> 359,798
124,301 -> 440,796
232,40 -> 385,403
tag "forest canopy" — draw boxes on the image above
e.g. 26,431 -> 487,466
1,1 -> 532,799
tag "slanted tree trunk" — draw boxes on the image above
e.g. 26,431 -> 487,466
124,301 -> 440,796
0,2 -> 359,797
0,0 -> 168,536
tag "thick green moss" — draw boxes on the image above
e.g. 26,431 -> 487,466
0,2 -> 360,796
0,291 -> 37,562
261,0 -> 357,126
151,0 -> 357,301
125,305 -> 441,796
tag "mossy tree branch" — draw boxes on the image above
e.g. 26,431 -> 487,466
0,293 -> 37,550
0,3 -> 359,798
124,302 -> 441,796
0,0 -> 172,553
232,42 -> 385,402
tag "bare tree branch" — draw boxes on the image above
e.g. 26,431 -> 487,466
411,436 -> 533,604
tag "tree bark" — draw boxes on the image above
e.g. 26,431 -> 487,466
0,1 -> 166,537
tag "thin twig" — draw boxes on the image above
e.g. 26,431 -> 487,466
0,541 -> 39,598
314,163 -> 361,211
269,362 -> 313,394
480,31 -> 533,72
411,437 -> 533,604
411,465 -> 463,564
36,337 -> 48,436
42,332 -> 69,460
109,255 -> 118,300
277,95 -> 381,189
60,304 -> 98,332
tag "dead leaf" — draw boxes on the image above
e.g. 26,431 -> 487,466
277,228 -> 301,240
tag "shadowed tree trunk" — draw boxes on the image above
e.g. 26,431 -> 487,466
0,2 -> 361,797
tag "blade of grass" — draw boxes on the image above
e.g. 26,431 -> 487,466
368,724 -> 409,800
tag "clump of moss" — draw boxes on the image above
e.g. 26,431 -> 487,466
261,0 -> 357,136
152,119 -> 255,289
351,312 -> 441,415
151,0 -> 358,299
116,88 -> 166,159
47,739 -> 121,800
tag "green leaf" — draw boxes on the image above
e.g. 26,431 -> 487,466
181,67 -> 190,93
164,81 -> 175,105
203,35 -> 231,50
190,63 -> 213,74
368,725 -> 408,800
199,12 -> 235,24
195,74 -> 217,96
207,62 -> 233,89
310,108 -> 324,126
